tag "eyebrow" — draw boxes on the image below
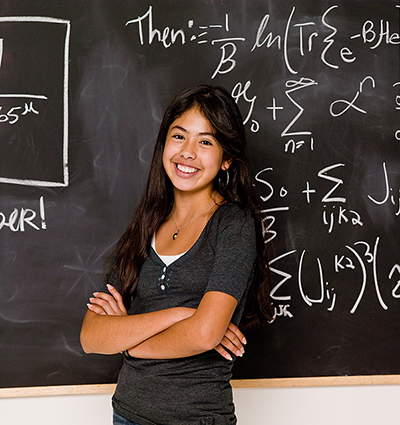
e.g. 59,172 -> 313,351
171,125 -> 215,137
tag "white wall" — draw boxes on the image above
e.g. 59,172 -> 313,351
1,385 -> 399,425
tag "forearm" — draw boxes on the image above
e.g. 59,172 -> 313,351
80,307 -> 193,355
127,314 -> 209,359
127,292 -> 238,359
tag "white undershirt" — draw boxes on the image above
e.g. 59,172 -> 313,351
151,234 -> 187,266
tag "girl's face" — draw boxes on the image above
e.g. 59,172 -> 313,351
162,106 -> 230,197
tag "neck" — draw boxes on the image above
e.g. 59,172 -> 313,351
172,189 -> 220,220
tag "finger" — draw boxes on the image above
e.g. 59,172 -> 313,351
213,344 -> 234,361
220,334 -> 244,358
220,327 -> 245,357
93,290 -> 127,316
92,291 -> 124,315
224,328 -> 243,350
89,296 -> 118,315
227,323 -> 247,345
106,285 -> 127,315
87,302 -> 107,315
92,291 -> 115,303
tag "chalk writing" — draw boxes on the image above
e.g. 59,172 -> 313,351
231,81 -> 259,131
126,6 -> 185,47
330,76 -> 376,117
267,234 -> 400,317
350,18 -> 400,49
0,101 -> 41,125
281,77 -> 318,137
0,197 -> 46,232
394,81 -> 400,140
368,162 -> 400,216
251,5 -> 356,73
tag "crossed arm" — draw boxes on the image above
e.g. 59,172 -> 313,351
80,285 -> 246,360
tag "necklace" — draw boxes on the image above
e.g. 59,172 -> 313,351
171,200 -> 214,240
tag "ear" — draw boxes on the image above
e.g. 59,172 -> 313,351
221,158 -> 232,171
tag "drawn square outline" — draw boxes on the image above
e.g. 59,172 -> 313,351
0,16 -> 70,187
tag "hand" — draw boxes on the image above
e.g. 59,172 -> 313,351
214,323 -> 246,361
87,284 -> 128,316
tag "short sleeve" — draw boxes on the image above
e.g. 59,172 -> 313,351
204,206 -> 257,303
96,267 -> 121,295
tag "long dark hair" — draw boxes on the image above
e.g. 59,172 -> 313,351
110,85 -> 273,327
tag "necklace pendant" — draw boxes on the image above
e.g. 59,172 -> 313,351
171,200 -> 214,242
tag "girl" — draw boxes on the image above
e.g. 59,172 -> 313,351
80,85 -> 272,425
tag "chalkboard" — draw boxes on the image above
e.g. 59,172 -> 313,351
0,0 -> 399,392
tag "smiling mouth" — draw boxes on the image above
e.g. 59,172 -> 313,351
176,163 -> 199,174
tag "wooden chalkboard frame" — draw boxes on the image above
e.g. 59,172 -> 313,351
232,375 -> 400,388
1,375 -> 400,398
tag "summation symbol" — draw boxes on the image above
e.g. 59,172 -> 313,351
281,77 -> 318,137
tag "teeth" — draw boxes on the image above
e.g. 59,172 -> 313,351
177,164 -> 198,173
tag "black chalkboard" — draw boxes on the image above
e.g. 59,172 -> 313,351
0,0 -> 399,390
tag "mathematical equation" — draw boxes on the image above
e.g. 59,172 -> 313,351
126,4 -> 400,143
125,3 -> 400,317
257,161 -> 399,238
270,236 -> 400,318
126,5 -> 400,72
258,156 -> 400,317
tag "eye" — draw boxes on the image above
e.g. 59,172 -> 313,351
172,134 -> 184,140
200,139 -> 212,146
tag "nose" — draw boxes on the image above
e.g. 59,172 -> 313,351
180,139 -> 196,160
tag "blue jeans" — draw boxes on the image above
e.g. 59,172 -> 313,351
113,410 -> 141,425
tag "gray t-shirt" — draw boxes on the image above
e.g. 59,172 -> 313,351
110,203 -> 257,425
